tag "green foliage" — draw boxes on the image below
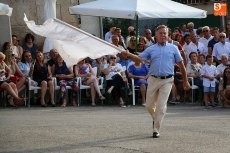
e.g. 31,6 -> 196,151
103,17 -> 132,37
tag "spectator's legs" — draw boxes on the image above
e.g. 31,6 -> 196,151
48,80 -> 55,105
87,76 -> 103,97
170,83 -> 177,102
59,80 -> 67,107
1,82 -> 19,105
210,92 -> 215,106
17,76 -> 26,93
90,83 -> 96,105
140,84 -> 147,105
40,81 -> 47,105
203,92 -> 209,107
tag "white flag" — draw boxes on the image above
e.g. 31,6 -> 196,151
0,3 -> 13,16
24,14 -> 122,67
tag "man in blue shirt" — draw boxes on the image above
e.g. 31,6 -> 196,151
124,25 -> 190,138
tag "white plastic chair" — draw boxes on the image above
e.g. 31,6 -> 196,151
131,78 -> 138,105
188,77 -> 199,103
27,77 -> 42,107
78,67 -> 104,106
53,77 -> 79,106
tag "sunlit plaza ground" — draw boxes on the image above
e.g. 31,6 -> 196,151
0,104 -> 230,153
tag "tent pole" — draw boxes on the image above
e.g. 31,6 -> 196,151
99,16 -> 104,39
135,15 -> 138,54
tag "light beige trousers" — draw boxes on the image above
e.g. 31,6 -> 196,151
146,76 -> 174,133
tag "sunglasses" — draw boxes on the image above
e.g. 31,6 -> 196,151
203,30 -> 209,32
110,57 -> 116,59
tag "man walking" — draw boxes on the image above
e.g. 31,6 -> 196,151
124,25 -> 190,138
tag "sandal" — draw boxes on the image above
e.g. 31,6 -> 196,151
7,95 -> 16,107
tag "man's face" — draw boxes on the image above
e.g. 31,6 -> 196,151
25,52 -> 32,62
206,57 -> 213,65
156,28 -> 168,44
221,56 -> 228,65
115,30 -> 121,36
213,30 -> 219,38
219,34 -> 226,43
12,36 -> 18,45
112,37 -> 119,45
202,28 -> 210,37
190,53 -> 197,63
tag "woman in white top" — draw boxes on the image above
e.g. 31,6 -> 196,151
103,55 -> 127,107
0,52 -> 24,107
74,59 -> 105,106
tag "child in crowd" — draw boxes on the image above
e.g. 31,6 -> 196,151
200,55 -> 218,108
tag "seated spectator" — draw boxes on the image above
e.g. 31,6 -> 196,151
127,36 -> 136,54
111,35 -> 125,51
144,29 -> 155,47
117,52 -> 133,95
18,51 -> 33,77
104,26 -> 116,42
186,52 -> 203,87
74,58 -> 105,106
126,30 -> 136,47
198,53 -> 206,67
30,51 -> 55,107
200,55 -> 218,108
0,52 -> 24,107
47,48 -> 59,77
137,42 -> 145,54
18,51 -> 38,89
22,33 -> 38,59
54,55 -> 78,107
91,56 -> 107,77
2,42 -> 11,54
186,52 -> 203,103
138,36 -> 148,49
128,60 -> 149,105
103,55 -> 126,107
219,67 -> 230,107
4,50 -> 26,93
216,54 -> 229,78
114,28 -> 126,49
170,64 -> 184,103
117,51 -> 133,71
12,35 -> 23,62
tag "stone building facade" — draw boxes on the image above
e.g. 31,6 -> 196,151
0,0 -> 80,50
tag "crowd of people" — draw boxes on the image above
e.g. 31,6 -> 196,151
1,20 -> 230,109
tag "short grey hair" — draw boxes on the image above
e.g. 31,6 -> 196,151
202,26 -> 210,31
155,25 -> 168,32
221,54 -> 228,60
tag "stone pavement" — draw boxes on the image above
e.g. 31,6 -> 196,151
0,104 -> 230,153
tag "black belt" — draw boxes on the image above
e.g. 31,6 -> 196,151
152,75 -> 173,79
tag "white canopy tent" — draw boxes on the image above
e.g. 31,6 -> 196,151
69,0 -> 207,50
69,0 -> 207,19
0,3 -> 13,48
24,15 -> 123,67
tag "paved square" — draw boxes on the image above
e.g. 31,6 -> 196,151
0,105 -> 230,153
